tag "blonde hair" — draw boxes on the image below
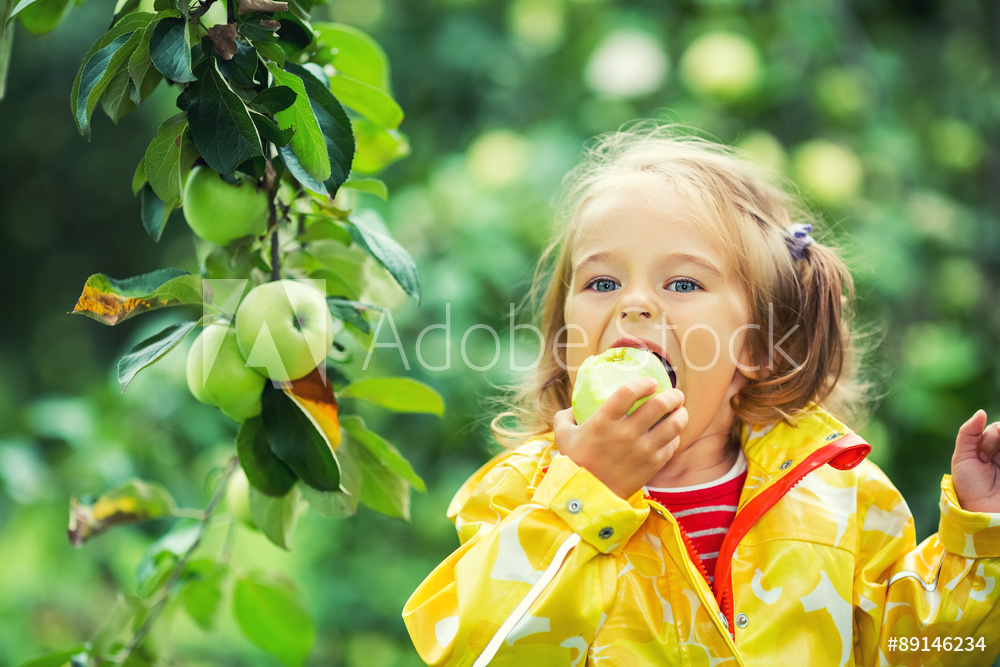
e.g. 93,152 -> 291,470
491,122 -> 877,447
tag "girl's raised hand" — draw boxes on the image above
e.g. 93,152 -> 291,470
951,410 -> 1000,513
553,378 -> 688,500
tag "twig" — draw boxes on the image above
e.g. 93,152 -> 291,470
109,456 -> 240,665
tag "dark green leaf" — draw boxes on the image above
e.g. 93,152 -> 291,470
0,8 -> 12,102
70,11 -> 154,122
143,112 -> 187,204
128,14 -> 174,105
149,16 -> 195,82
188,58 -> 263,174
110,0 -> 141,28
99,66 -> 138,123
237,417 -> 297,497
249,110 -> 294,146
248,484 -> 302,550
233,573 -> 314,666
260,384 -> 342,492
347,220 -> 421,301
139,183 -> 173,242
117,320 -> 197,393
251,38 -> 285,67
75,31 -> 141,137
238,19 -> 278,43
286,62 -> 354,195
249,84 -> 296,114
341,415 -> 425,491
218,39 -> 259,88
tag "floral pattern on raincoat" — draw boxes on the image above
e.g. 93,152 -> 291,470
403,406 -> 1000,666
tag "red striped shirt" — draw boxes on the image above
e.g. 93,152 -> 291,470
646,453 -> 747,591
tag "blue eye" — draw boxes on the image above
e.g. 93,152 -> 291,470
587,278 -> 619,293
667,279 -> 701,293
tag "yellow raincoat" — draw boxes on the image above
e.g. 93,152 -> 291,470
403,407 -> 1000,666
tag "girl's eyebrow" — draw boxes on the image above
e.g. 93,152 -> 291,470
573,250 -> 723,279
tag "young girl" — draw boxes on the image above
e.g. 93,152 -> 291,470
402,124 -> 1000,666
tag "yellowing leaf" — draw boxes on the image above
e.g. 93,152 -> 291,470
285,367 -> 341,452
71,269 -> 204,325
68,479 -> 178,547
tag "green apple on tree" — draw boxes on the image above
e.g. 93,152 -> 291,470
186,322 -> 267,422
181,165 -> 270,246
572,347 -> 674,424
235,279 -> 337,382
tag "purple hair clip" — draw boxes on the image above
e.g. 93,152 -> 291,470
786,223 -> 815,261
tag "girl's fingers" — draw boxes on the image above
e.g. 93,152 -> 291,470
552,408 -> 577,441
647,404 -> 689,446
629,388 -> 685,431
598,377 -> 661,420
954,410 -> 988,462
979,422 -> 1000,463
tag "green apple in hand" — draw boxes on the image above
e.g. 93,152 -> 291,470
182,165 -> 269,245
235,280 -> 336,382
186,322 -> 267,422
572,347 -> 674,424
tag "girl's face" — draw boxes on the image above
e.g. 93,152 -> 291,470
563,177 -> 755,449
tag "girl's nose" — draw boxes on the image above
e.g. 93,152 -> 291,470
620,307 -> 652,321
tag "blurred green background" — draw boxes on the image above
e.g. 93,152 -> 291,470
2,0 -> 999,664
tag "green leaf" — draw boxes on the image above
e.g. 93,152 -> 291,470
251,38 -> 284,67
16,0 -> 70,35
179,562 -> 225,630
127,14 -> 172,105
249,109 -> 294,146
248,484 -> 302,550
139,182 -> 174,242
351,120 -> 409,175
299,436 -> 361,518
239,20 -> 278,43
217,39 -> 259,88
148,16 -> 194,82
347,220 -> 421,301
71,269 -> 203,325
339,377 -> 443,417
233,573 -> 314,667
0,2 -> 13,102
266,62 -> 331,184
313,22 -> 390,91
70,11 -> 154,126
354,441 -> 410,520
99,66 -> 137,123
188,58 -> 263,174
341,415 -> 425,492
117,320 -> 197,394
68,479 -> 178,547
18,646 -> 90,667
329,73 -> 402,130
343,177 -> 387,200
7,0 -> 43,24
325,297 -> 376,334
237,417 -> 297,497
75,30 -> 142,138
132,156 -> 147,194
260,384 -> 342,493
286,62 -> 354,196
143,112 -> 187,204
249,84 -> 296,114
136,523 -> 199,597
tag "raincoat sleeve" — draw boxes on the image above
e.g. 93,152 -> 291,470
402,442 -> 650,666
852,466 -> 1000,666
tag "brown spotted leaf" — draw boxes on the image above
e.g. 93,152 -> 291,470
68,479 -> 179,547
235,0 -> 287,15
72,268 -> 205,325
207,22 -> 238,61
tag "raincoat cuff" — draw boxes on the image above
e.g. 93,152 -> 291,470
534,455 -> 649,554
938,474 -> 1000,558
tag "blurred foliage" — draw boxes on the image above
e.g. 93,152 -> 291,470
1,0 -> 999,664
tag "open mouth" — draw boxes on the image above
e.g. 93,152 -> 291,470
609,338 -> 677,389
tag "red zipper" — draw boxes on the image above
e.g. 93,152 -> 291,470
712,434 -> 871,635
